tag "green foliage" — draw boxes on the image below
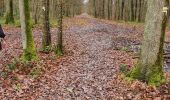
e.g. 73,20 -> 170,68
124,76 -> 134,83
119,63 -> 128,73
7,58 -> 18,71
55,47 -> 63,56
29,67 -> 42,79
146,67 -> 166,86
21,0 -> 37,61
7,62 -> 16,71
21,60 -> 34,68
0,17 -> 5,24
0,17 -> 20,27
0,71 -> 8,79
22,49 -> 37,61
14,19 -> 21,27
13,83 -> 21,91
50,19 -> 58,27
121,46 -> 129,52
126,64 -> 142,79
42,46 -> 51,53
5,14 -> 15,24
127,63 -> 166,86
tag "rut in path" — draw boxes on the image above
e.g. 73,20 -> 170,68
0,15 -> 138,99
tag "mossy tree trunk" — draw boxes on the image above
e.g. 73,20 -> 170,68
42,0 -> 51,53
56,0 -> 63,56
19,0 -> 37,61
128,0 -> 169,86
5,0 -> 14,24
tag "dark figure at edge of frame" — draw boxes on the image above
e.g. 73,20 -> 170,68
0,24 -> 6,51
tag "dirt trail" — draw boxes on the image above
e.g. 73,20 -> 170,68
0,15 -> 144,99
51,15 -> 135,99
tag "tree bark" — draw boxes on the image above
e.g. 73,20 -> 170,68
19,0 -> 37,61
128,0 -> 169,86
42,0 -> 51,53
94,0 -> 97,18
5,0 -> 14,24
56,0 -> 63,56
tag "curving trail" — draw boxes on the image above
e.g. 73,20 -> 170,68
2,15 -> 166,100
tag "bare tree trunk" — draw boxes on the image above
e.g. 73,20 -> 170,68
0,0 -> 5,16
94,0 -> 97,18
5,0 -> 14,24
102,0 -> 105,18
56,0 -> 63,56
128,0 -> 169,86
42,0 -> 51,53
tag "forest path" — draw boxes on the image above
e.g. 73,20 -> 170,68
1,14 -> 143,99
32,14 -> 139,99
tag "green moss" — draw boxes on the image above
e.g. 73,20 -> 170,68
119,63 -> 128,73
147,67 -> 166,86
14,19 -> 21,27
30,67 -> 42,79
50,19 -> 58,27
5,0 -> 14,24
127,63 -> 166,86
55,46 -> 63,56
23,49 -> 37,61
42,45 -> 51,53
22,0 -> 37,61
5,13 -> 14,24
7,58 -> 18,71
126,64 -> 142,79
0,17 -> 5,24
125,77 -> 134,83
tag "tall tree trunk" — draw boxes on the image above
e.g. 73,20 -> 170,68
0,0 -> 5,16
34,1 -> 39,24
56,0 -> 63,56
19,0 -> 37,61
130,0 -> 135,21
5,0 -> 14,24
128,0 -> 169,86
110,0 -> 113,19
108,0 -> 110,20
93,0 -> 97,18
102,0 -> 105,18
42,0 -> 51,53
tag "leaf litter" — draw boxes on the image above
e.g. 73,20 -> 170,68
0,15 -> 170,100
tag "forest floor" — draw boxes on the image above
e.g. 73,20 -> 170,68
0,14 -> 170,100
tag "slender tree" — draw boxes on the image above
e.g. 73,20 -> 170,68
108,0 -> 110,20
19,0 -> 37,61
5,0 -> 14,24
102,0 -> 105,18
128,0 -> 169,86
0,0 -> 5,16
42,0 -> 51,53
56,0 -> 63,55
93,0 -> 97,18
